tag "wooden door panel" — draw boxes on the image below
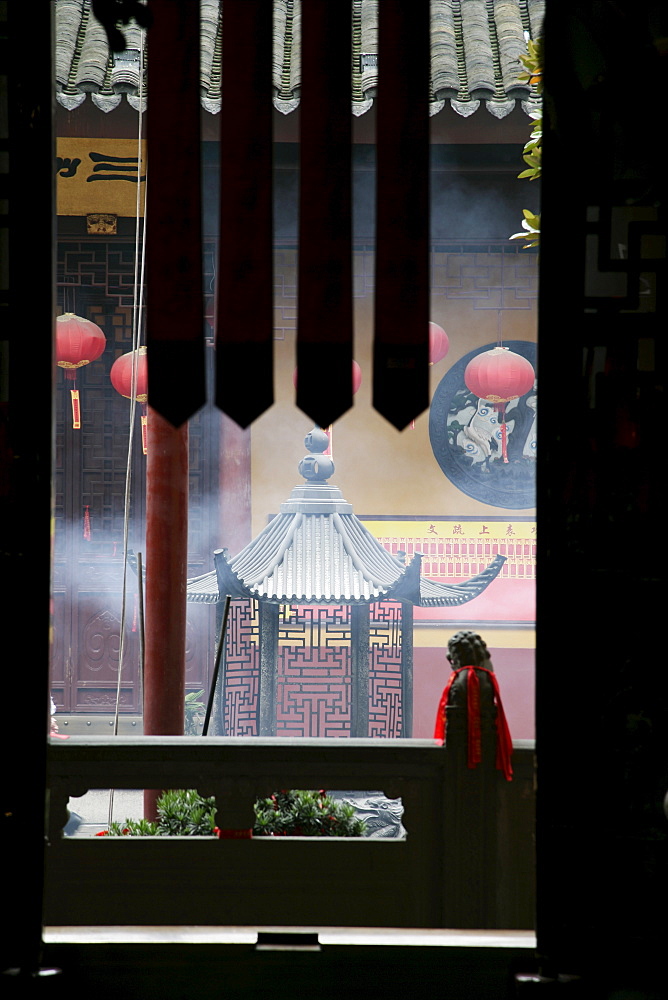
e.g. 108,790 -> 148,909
73,593 -> 139,713
185,603 -> 214,696
50,588 -> 70,713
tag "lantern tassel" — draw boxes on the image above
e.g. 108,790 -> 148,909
71,388 -> 81,430
497,404 -> 509,462
141,407 -> 148,456
83,504 -> 91,541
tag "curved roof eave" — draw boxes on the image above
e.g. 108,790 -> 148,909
55,0 -> 544,120
419,553 -> 507,606
186,538 -> 507,608
223,511 -> 405,604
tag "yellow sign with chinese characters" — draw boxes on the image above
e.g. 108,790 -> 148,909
361,519 -> 536,543
360,517 -> 536,583
56,138 -> 146,217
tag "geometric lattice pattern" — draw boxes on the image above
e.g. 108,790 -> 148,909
277,605 -> 352,738
58,241 -> 144,309
223,600 -> 406,737
223,600 -> 260,736
369,601 -> 403,737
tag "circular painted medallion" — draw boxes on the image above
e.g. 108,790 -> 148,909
428,340 -> 537,509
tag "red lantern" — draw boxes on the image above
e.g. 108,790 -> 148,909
56,313 -> 106,428
204,296 -> 216,339
428,322 -> 449,365
464,346 -> 535,463
408,324 -> 450,430
110,346 -> 149,454
351,360 -> 362,394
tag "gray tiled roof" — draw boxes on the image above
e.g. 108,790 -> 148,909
226,509 -> 408,604
55,0 -> 543,119
391,551 -> 507,607
186,478 -> 506,607
186,569 -> 220,605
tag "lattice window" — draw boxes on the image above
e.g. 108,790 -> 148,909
223,600 -> 260,736
369,601 -> 403,738
222,600 -> 407,738
277,605 -> 352,738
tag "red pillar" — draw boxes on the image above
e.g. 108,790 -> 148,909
143,406 -> 189,818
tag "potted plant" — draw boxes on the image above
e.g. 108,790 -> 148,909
98,788 -> 366,838
252,789 -> 366,837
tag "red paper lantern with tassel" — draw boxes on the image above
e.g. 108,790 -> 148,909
464,346 -> 535,463
56,313 -> 107,428
110,346 -> 149,454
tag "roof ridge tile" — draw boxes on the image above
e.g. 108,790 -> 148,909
55,0 -> 543,119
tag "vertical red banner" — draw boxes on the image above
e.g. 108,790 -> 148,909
373,1 -> 430,430
297,1 -> 353,428
146,0 -> 205,426
143,407 -> 188,738
215,0 -> 273,428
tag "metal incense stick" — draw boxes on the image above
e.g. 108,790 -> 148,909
137,551 -> 145,713
203,594 -> 231,736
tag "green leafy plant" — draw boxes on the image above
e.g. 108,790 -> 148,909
510,208 -> 541,249
253,789 -> 366,838
99,788 -> 366,838
156,788 -> 218,836
99,788 -> 217,837
103,818 -> 159,836
184,689 -> 206,735
510,37 -> 542,249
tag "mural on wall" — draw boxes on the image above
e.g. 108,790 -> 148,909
429,340 -> 537,510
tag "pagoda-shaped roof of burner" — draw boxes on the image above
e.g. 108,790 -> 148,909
187,428 -> 505,607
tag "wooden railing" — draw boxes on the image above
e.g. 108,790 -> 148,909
45,737 -> 535,929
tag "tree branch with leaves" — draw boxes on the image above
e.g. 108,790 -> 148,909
510,38 -> 542,249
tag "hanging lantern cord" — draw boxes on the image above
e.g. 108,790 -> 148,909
496,403 -> 509,463
496,268 -> 505,458
497,259 -> 505,348
109,27 -> 147,828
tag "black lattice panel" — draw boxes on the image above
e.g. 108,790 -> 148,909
224,600 -> 260,736
58,242 -> 140,308
369,601 -> 403,737
276,605 -> 351,738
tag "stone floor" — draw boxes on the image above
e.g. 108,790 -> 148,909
66,789 -> 144,836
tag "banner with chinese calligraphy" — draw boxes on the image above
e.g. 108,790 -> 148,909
57,139 -> 146,217
361,516 -> 536,625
